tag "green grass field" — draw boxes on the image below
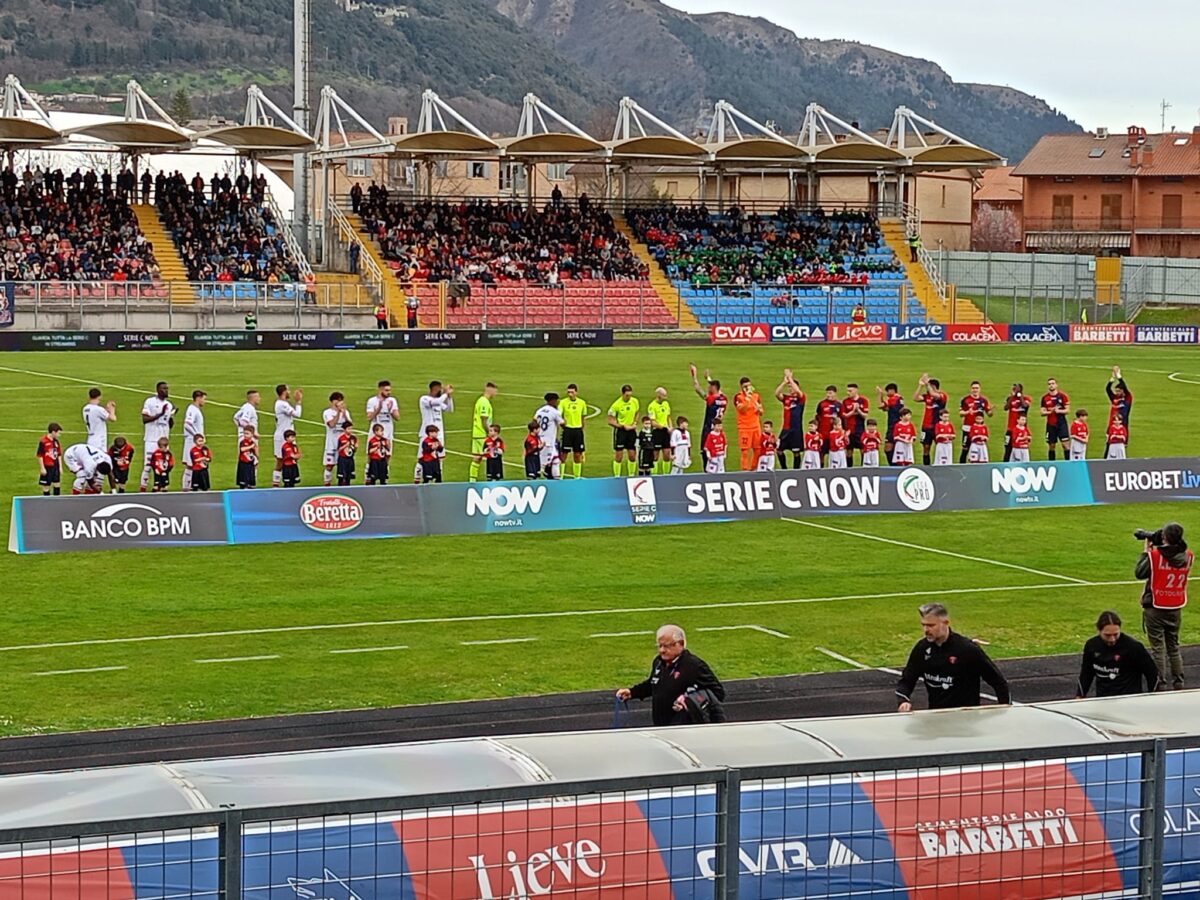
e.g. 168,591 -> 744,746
1,343 -> 1198,736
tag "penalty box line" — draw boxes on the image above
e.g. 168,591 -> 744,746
0,580 -> 1140,654
781,517 -> 1091,585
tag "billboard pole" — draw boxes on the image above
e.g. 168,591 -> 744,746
293,0 -> 311,257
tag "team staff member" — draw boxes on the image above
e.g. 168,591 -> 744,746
647,387 -> 672,475
733,376 -> 764,470
1076,611 -> 1158,698
616,625 -> 726,726
1002,383 -> 1031,463
1137,522 -> 1192,690
690,364 -> 727,468
607,384 -> 640,477
468,382 -> 498,482
1041,377 -> 1071,461
896,603 -> 1011,710
560,383 -> 588,479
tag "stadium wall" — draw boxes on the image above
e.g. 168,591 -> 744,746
12,456 -> 1200,553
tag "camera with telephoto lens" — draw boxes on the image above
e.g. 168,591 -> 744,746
1134,528 -> 1164,546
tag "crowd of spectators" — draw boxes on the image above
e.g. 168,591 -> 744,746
355,187 -> 648,284
0,166 -> 160,282
156,171 -> 298,283
627,205 -> 902,288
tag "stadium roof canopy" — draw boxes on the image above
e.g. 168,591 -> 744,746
888,105 -> 1003,166
0,75 -> 60,152
500,93 -> 606,159
0,692 -> 1195,830
199,85 -> 315,155
607,97 -> 708,162
64,80 -> 190,151
795,103 -> 907,164
703,100 -> 806,163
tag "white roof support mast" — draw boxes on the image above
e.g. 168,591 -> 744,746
888,105 -> 984,151
797,103 -> 890,150
516,92 -> 593,140
416,89 -> 489,140
243,85 -> 312,139
311,85 -> 389,156
612,96 -> 692,142
706,99 -> 791,145
2,74 -> 53,128
123,80 -> 182,130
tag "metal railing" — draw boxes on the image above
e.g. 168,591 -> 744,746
1025,217 -> 1135,233
327,200 -> 385,303
265,188 -> 314,280
0,736 -> 1187,900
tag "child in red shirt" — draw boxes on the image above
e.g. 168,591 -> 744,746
150,436 -> 174,492
703,420 -> 727,473
966,413 -> 990,464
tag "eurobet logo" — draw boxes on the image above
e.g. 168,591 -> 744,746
59,501 -> 191,540
625,477 -> 658,524
889,323 -> 945,342
770,324 -> 826,343
829,323 -> 886,343
466,484 -> 547,526
991,465 -> 1057,503
299,494 -> 363,533
896,468 -> 936,511
711,323 -> 769,344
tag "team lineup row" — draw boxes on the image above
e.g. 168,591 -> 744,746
32,364 -> 1137,493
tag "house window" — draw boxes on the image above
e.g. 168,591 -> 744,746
1100,194 -> 1123,229
1102,176 -> 1125,183
433,160 -> 449,178
1163,175 -> 1185,183
1051,194 -> 1074,227
940,185 -> 947,208
469,161 -> 490,179
545,162 -> 568,182
346,158 -> 371,177
665,180 -> 679,197
1054,176 -> 1075,183
499,163 -> 527,193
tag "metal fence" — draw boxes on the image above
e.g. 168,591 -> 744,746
0,737 -> 1190,900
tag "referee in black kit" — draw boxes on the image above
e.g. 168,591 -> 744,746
896,603 -> 1011,711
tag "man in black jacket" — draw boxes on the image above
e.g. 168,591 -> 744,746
1136,522 -> 1193,690
896,603 -> 1011,711
1077,610 -> 1158,697
616,625 -> 725,726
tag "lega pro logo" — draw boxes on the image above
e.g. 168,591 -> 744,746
625,477 -> 658,524
60,501 -> 191,540
896,468 -> 935,511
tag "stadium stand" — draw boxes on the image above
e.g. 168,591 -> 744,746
155,171 -> 301,287
0,166 -> 160,283
627,205 -> 928,325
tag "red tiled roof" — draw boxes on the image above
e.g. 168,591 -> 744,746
1140,137 -> 1200,177
1013,132 -> 1200,178
974,166 -> 1023,202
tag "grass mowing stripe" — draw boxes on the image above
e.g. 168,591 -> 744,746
781,517 -> 1091,584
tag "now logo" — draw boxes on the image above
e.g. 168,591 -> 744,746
466,485 -> 547,517
991,466 -> 1057,495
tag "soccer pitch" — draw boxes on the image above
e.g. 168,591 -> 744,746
0,343 -> 1197,736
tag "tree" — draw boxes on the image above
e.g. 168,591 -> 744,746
168,88 -> 193,124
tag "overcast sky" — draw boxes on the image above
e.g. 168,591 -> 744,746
663,0 -> 1197,134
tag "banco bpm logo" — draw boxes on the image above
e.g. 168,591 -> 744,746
59,501 -> 191,541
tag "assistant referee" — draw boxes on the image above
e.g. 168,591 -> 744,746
896,602 -> 1011,711
560,383 -> 588,479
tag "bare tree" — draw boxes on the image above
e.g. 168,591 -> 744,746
972,204 -> 1022,252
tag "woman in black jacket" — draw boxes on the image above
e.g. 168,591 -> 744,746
1077,610 -> 1159,697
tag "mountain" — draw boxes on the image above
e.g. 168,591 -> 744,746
0,0 -> 1077,160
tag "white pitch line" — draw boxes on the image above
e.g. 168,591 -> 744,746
589,630 -> 654,639
781,517 -> 1091,585
1168,372 -> 1200,386
699,624 -> 791,639
328,645 -> 409,655
0,581 -> 1141,654
30,665 -> 128,677
459,637 -> 538,646
194,654 -> 280,664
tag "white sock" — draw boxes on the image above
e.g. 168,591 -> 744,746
272,469 -> 282,485
414,461 -> 422,483
140,465 -> 150,489
181,469 -> 192,490
323,468 -> 333,486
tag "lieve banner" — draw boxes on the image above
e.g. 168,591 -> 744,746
11,457 -> 1200,553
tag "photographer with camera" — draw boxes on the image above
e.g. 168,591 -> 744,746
1135,523 -> 1193,690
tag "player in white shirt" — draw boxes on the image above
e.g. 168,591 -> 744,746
140,381 -> 175,491
64,443 -> 112,494
414,380 -> 455,482
182,390 -> 208,491
322,391 -> 351,486
82,388 -> 116,450
365,380 -> 399,443
233,389 -> 261,445
272,383 -> 304,487
670,416 -> 691,474
534,392 -> 565,479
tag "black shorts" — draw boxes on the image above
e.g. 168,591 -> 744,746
612,428 -> 636,452
282,463 -> 300,487
366,459 -> 388,484
561,427 -> 586,453
779,429 -> 804,452
153,472 -> 170,489
112,466 -> 130,484
524,454 -> 541,478
39,464 -> 60,486
336,456 -> 355,482
237,459 -> 257,488
191,469 -> 211,491
847,430 -> 864,450
921,427 -> 936,446
1046,419 -> 1070,442
486,456 -> 505,480
652,427 -> 671,451
420,459 -> 442,483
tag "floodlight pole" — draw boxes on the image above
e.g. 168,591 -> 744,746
293,0 -> 311,257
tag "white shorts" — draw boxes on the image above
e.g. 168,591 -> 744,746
86,434 -> 106,451
968,443 -> 989,463
1107,443 -> 1127,460
756,454 -> 776,472
893,442 -> 914,466
933,443 -> 953,466
672,452 -> 691,472
1010,448 -> 1030,463
828,450 -> 847,469
323,448 -> 337,467
706,455 -> 726,474
1070,440 -> 1087,461
540,444 -> 559,468
861,449 -> 879,468
801,450 -> 821,470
